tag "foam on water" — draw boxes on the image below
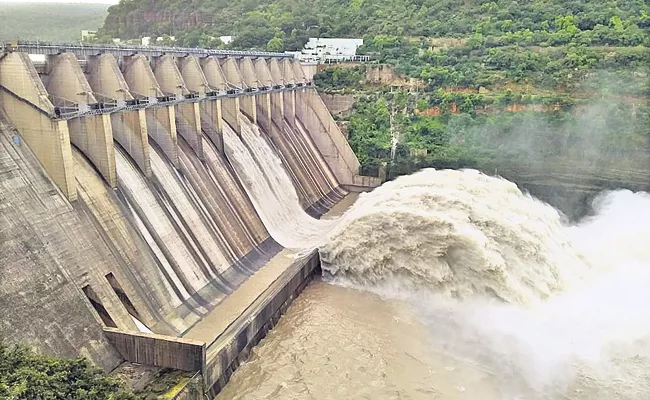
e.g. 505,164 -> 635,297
321,169 -> 589,303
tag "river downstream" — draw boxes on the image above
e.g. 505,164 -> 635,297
216,280 -> 503,400
219,267 -> 650,400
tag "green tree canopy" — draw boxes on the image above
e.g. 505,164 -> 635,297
0,342 -> 137,400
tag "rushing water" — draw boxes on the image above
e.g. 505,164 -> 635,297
215,166 -> 650,400
223,115 -> 336,249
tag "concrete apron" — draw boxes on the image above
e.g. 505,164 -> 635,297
155,249 -> 320,400
203,250 -> 321,397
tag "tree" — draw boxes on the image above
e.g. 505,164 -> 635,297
0,342 -> 138,400
267,37 -> 284,52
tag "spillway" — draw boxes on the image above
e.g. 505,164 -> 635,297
223,115 -> 338,249
0,47 -> 381,399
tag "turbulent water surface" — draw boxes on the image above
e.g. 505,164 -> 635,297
223,116 -> 336,249
214,167 -> 650,400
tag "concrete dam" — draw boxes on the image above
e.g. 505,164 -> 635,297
0,42 -> 380,397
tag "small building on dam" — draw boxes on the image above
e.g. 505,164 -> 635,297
0,41 -> 381,398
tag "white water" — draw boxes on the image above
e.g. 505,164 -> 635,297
223,115 -> 336,249
321,169 -> 588,303
317,168 -> 650,399
216,124 -> 650,399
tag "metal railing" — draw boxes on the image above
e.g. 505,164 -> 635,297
1,83 -> 308,121
3,40 -> 296,59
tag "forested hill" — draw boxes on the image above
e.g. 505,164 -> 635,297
0,3 -> 109,42
101,0 -> 649,50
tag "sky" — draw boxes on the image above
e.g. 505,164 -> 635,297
0,0 -> 118,3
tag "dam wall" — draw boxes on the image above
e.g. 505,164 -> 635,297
0,120 -> 123,370
0,45 -> 379,397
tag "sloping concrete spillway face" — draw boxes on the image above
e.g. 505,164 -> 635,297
0,120 -> 124,370
70,102 -> 279,336
295,84 -> 367,188
269,59 -> 375,190
146,55 -> 277,272
42,52 -> 117,188
72,109 -> 277,336
85,54 -> 151,177
120,54 -> 179,167
72,145 -> 207,335
0,52 -> 76,201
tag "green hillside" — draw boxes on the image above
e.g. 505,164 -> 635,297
0,2 -> 109,42
101,0 -> 649,50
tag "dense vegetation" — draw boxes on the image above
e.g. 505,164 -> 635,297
99,0 -> 650,215
318,35 -> 649,180
0,3 -> 109,42
345,90 -> 649,176
0,342 -> 137,399
101,0 -> 649,51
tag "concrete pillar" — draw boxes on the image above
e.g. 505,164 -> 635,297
44,53 -> 116,188
85,54 -> 151,177
176,102 -> 203,158
121,55 -> 178,167
177,55 -> 209,95
112,109 -> 151,176
152,55 -> 203,158
199,56 -> 228,91
67,114 -> 116,186
0,52 -> 76,201
254,58 -> 275,88
145,106 -> 179,168
270,91 -> 285,128
281,59 -> 297,86
240,94 -> 256,124
237,57 -> 259,90
221,97 -> 240,135
120,54 -> 163,98
268,58 -> 284,87
283,89 -> 296,126
219,58 -> 245,89
200,99 -> 223,152
219,57 -> 255,124
197,56 -> 227,151
253,58 -> 274,133
300,63 -> 318,82
291,59 -> 307,85
178,55 -> 224,154
150,55 -> 189,97
255,93 -> 272,134
86,54 -> 132,101
44,53 -> 96,105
